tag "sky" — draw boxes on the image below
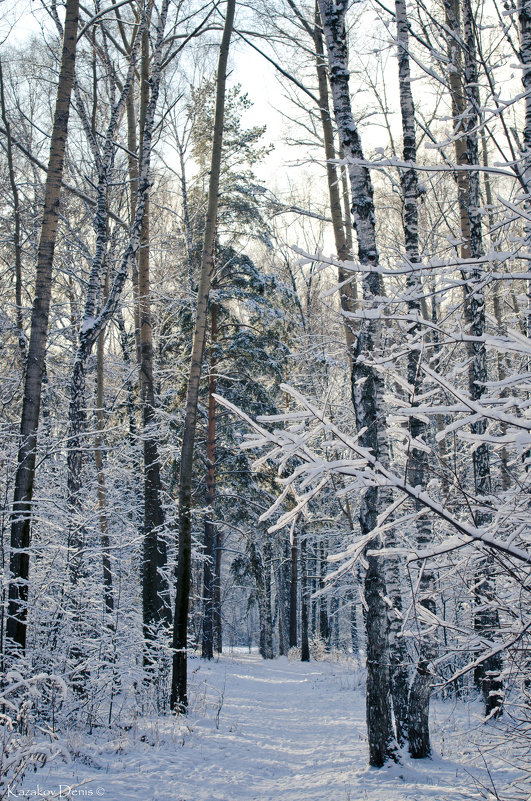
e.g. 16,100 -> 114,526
0,0 -> 398,264
1,1 -> 292,178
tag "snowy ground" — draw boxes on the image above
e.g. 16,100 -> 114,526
17,652 -> 525,801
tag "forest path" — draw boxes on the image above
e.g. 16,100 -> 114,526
22,652 -> 516,801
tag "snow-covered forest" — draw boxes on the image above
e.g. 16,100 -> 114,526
1,0 -> 531,797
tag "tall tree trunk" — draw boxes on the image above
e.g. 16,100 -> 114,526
6,0 -> 80,656
202,303 -> 218,660
313,3 -> 358,354
520,0 -> 531,338
94,273 -> 114,616
247,538 -> 273,659
116,310 -> 142,526
393,0 -> 436,757
300,532 -> 310,662
64,14 -> 147,694
137,24 -> 171,645
0,59 -> 26,366
318,0 -> 397,765
329,594 -> 339,649
171,0 -> 236,713
482,137 -> 511,491
278,537 -> 290,656
348,587 -> 359,656
262,531 -> 274,659
318,540 -> 329,646
310,545 -> 318,639
289,525 -> 298,648
364,542 -> 396,766
66,16 -> 144,585
213,526 -> 223,653
445,0 -> 502,716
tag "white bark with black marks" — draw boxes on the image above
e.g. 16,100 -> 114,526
394,0 -> 437,757
445,0 -> 502,715
317,0 -> 398,766
66,8 -> 147,585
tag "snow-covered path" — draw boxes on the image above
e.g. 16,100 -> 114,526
21,653 -> 518,801
180,655 -> 364,801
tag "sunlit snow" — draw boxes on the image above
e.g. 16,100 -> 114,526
19,652 -> 521,801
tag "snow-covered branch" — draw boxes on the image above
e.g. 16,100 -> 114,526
214,387 -> 531,565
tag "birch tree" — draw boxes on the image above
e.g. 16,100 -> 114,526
444,0 -> 502,716
393,0 -> 437,758
317,0 -> 398,766
66,6 -> 145,587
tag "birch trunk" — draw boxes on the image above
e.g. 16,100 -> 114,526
318,0 -> 397,765
66,13 -> 145,585
348,587 -> 359,656
445,0 -> 502,715
0,59 -> 26,366
6,0 -> 79,655
482,138 -> 511,490
94,273 -> 114,616
313,3 -> 358,355
520,0 -> 531,338
171,0 -> 236,713
318,540 -> 330,646
518,2 -> 531,470
116,310 -> 142,527
393,0 -> 437,757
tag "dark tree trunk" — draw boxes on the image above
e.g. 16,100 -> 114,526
171,0 -> 236,712
262,532 -> 274,659
7,0 -> 80,656
364,548 -> 396,767
247,539 -> 272,659
311,547 -> 318,640
289,526 -> 298,648
137,25 -> 171,643
319,540 -> 330,647
278,538 -> 290,656
213,525 -> 223,653
202,303 -> 218,660
300,533 -> 310,662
